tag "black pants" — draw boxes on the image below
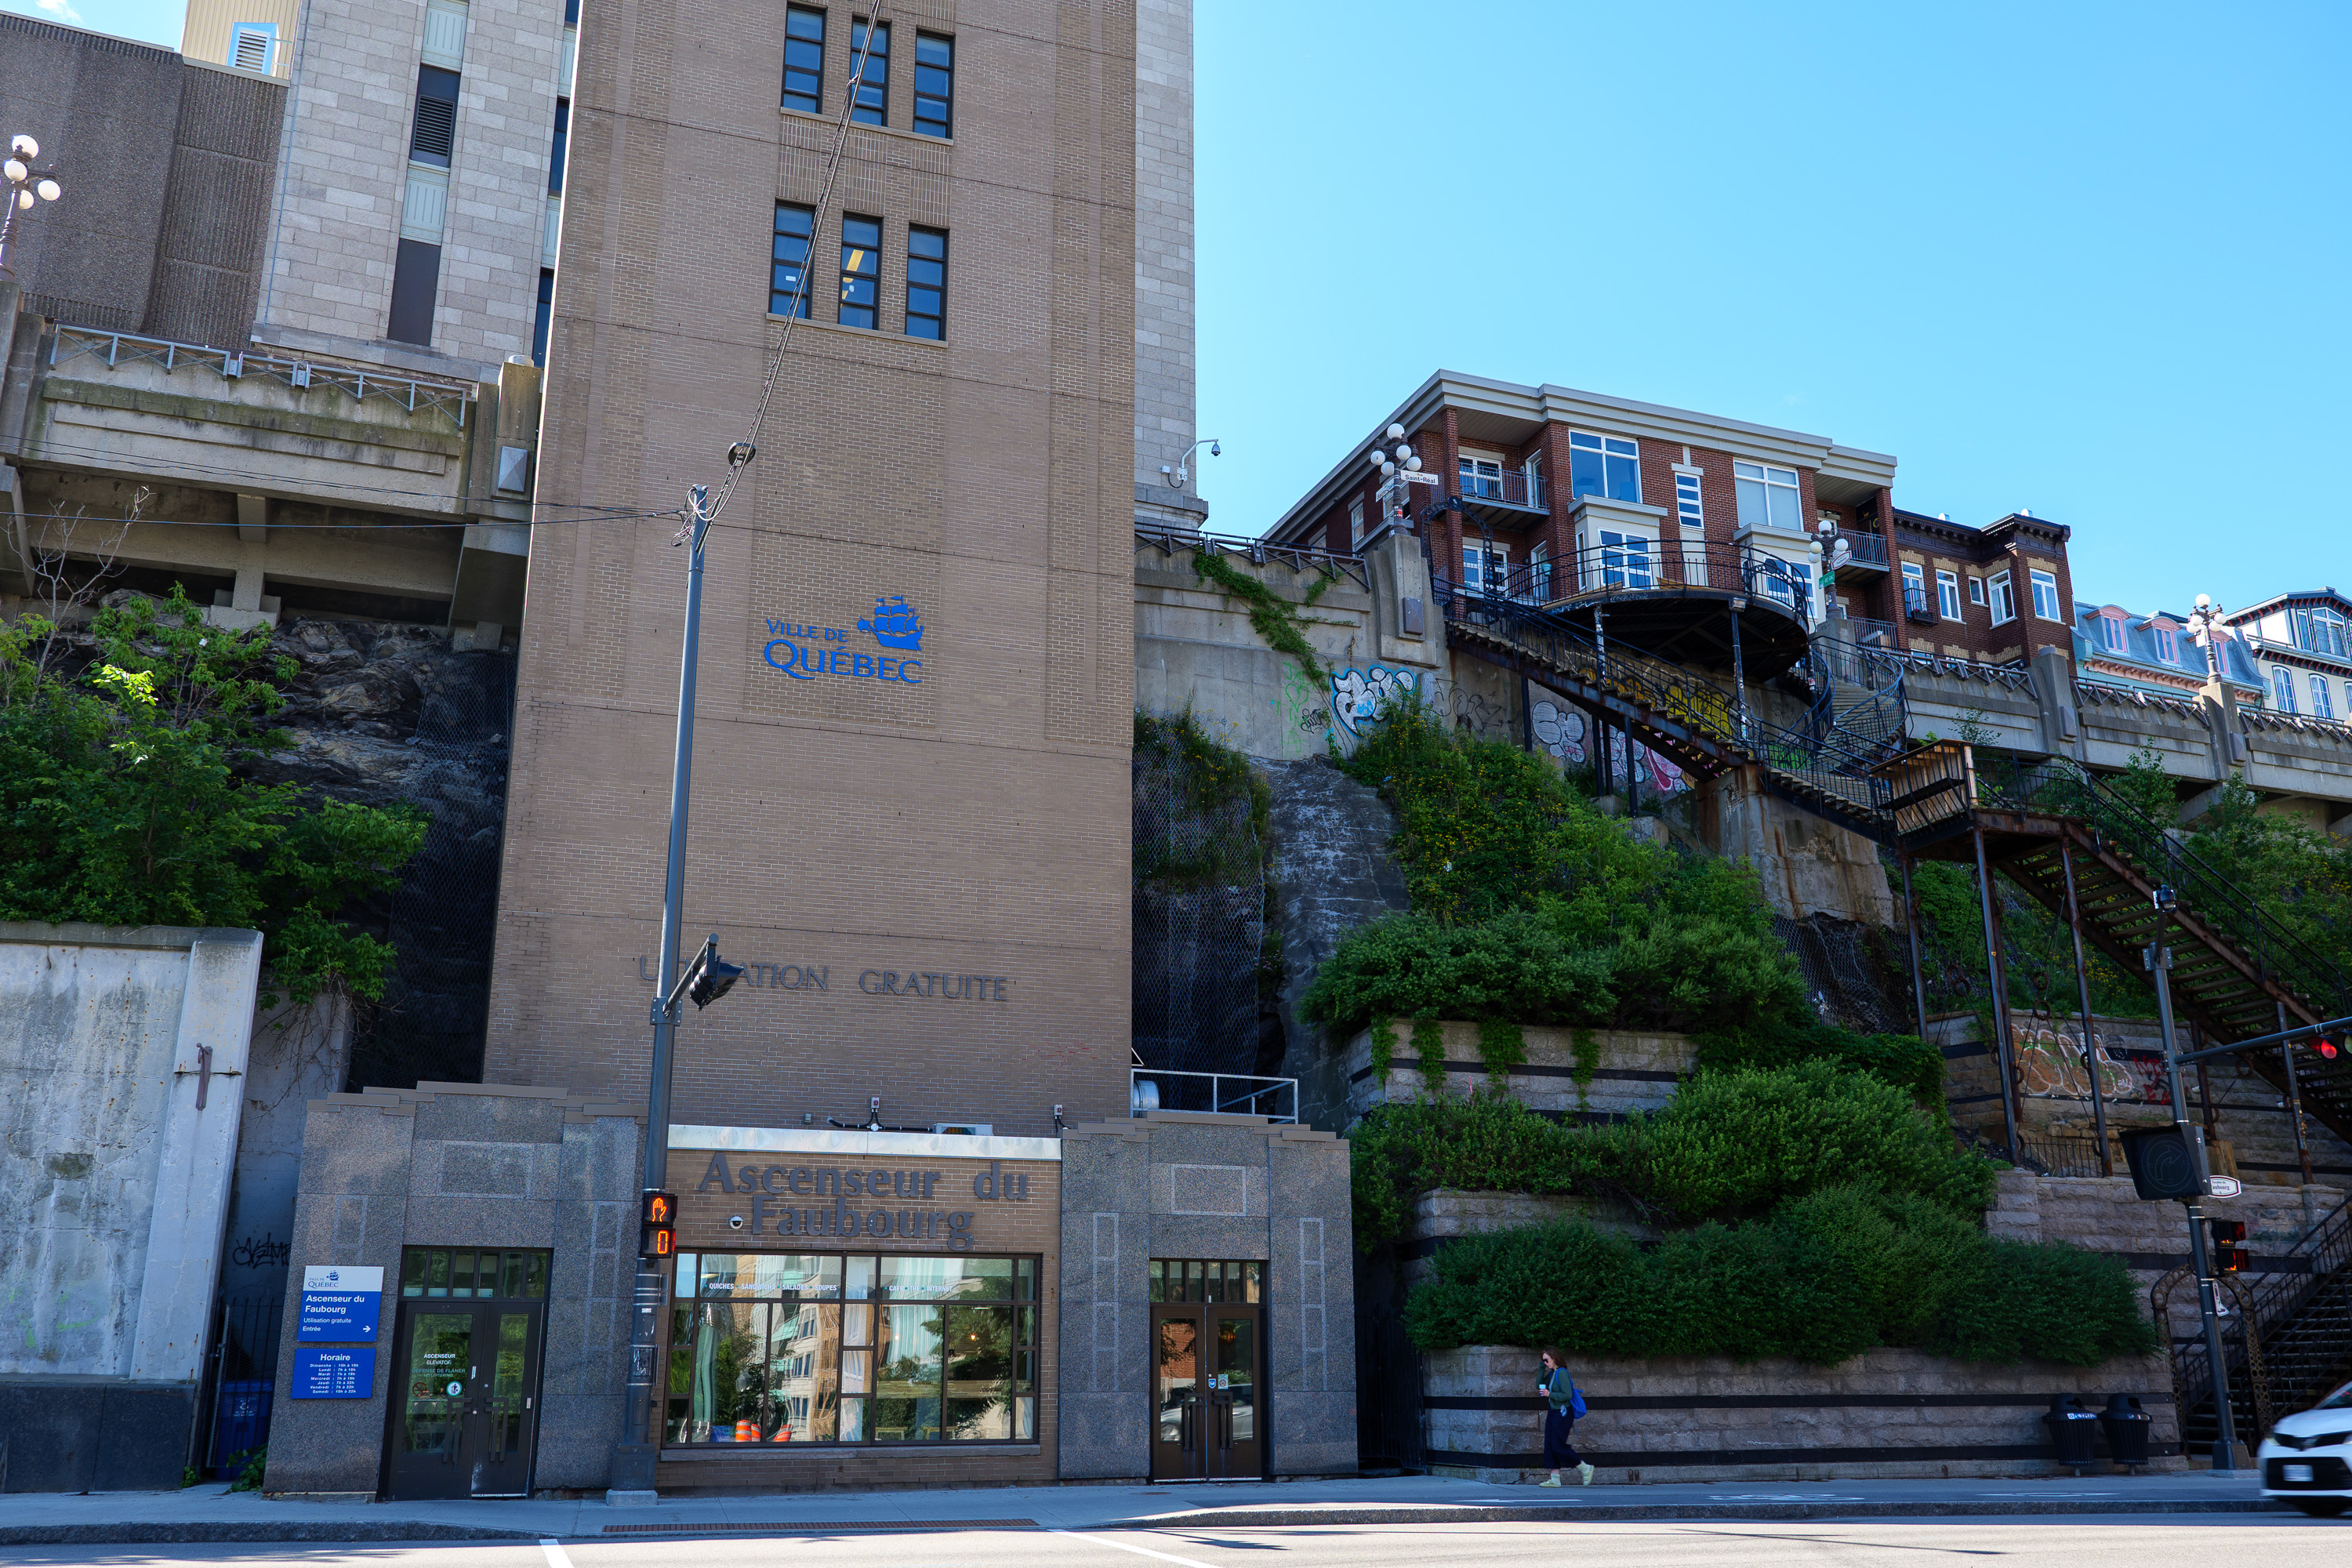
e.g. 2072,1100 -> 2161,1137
1544,1407 -> 1580,1468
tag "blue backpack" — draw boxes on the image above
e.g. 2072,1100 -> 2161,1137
1570,1381 -> 1588,1419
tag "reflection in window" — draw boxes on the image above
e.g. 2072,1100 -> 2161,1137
1733,460 -> 1799,533
666,1253 -> 1034,1444
906,226 -> 946,339
839,214 -> 881,328
1570,432 -> 1639,502
850,19 -> 889,125
913,34 -> 953,138
771,202 -> 815,318
782,5 -> 826,114
1598,530 -> 1650,590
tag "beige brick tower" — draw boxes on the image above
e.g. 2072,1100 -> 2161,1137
488,0 -> 1138,1138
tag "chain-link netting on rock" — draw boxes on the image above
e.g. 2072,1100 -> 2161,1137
1772,910 -> 1919,1036
343,648 -> 515,1091
1132,716 -> 1267,1080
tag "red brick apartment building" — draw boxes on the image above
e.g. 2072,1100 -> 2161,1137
1264,371 -> 2077,670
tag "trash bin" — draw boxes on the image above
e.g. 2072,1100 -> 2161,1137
209,1378 -> 273,1475
2100,1392 -> 2153,1473
2044,1394 -> 2100,1475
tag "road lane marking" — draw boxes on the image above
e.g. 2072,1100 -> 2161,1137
1048,1528 -> 1222,1568
542,1537 -> 576,1568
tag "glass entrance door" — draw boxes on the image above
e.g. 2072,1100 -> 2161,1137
1149,1303 -> 1264,1479
385,1302 -> 543,1498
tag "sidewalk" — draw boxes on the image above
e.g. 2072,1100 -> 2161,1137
0,1470 -> 2282,1544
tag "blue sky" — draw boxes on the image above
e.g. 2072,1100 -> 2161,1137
17,0 -> 2349,615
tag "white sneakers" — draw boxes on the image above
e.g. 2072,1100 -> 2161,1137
1579,1461 -> 1596,1486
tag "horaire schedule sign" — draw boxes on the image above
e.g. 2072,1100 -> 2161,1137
297,1263 -> 384,1341
291,1347 -> 376,1399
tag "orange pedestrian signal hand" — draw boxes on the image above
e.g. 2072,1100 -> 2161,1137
640,1189 -> 678,1258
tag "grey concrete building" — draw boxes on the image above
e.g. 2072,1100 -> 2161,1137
1132,0 -> 1207,533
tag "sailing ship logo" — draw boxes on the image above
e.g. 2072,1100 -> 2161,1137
859,596 -> 924,652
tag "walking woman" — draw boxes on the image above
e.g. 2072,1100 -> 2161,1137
1537,1348 -> 1595,1486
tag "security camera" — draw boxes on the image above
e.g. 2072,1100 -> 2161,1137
728,1214 -> 745,1230
1209,441 -> 1221,457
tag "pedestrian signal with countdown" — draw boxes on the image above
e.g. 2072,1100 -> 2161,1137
640,1190 -> 677,1258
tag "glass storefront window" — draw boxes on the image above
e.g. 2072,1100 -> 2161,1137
665,1252 -> 1036,1446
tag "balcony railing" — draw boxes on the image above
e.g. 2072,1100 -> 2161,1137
1902,586 -> 1940,624
1454,539 -> 1821,625
1458,466 -> 1544,511
1826,531 -> 1889,572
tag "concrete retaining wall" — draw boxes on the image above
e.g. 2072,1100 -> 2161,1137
1425,1343 -> 2181,1482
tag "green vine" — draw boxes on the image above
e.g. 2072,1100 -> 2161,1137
1476,1019 -> 1527,1081
1370,1018 -> 1399,1080
1412,1017 -> 1446,1091
1190,550 -> 1331,686
1570,1026 -> 1599,1111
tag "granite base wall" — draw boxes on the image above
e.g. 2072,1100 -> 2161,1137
1426,1345 -> 2182,1483
1343,1022 -> 1696,1124
0,1377 -> 198,1491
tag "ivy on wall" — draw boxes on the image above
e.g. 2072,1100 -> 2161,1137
1189,550 -> 1332,687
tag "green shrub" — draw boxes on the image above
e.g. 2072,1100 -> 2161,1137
1403,1187 -> 2155,1367
1640,1061 -> 1991,1221
1345,1061 -> 1994,1249
1300,910 -> 1616,1038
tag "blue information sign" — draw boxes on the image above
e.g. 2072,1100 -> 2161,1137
291,1346 -> 376,1399
298,1264 -> 383,1341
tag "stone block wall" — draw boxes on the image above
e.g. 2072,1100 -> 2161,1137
1338,1022 -> 1696,1127
1426,1344 -> 2180,1483
1936,1011 -> 2352,1188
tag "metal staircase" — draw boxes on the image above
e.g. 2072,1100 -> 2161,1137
1435,581 -> 1907,840
2176,1196 -> 2352,1443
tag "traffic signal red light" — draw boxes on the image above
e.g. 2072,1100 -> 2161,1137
2209,1218 -> 2248,1275
2318,1037 -> 2340,1060
641,1190 -> 677,1258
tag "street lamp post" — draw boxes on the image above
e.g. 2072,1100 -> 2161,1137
0,133 -> 64,281
609,483 -> 748,1499
2185,593 -> 2226,684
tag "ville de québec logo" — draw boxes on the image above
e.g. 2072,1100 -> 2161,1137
763,596 -> 925,683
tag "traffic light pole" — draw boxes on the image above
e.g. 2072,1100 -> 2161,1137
609,486 -> 713,1500
2147,911 -> 2238,1471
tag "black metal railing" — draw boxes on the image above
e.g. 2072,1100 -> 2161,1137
1968,754 -> 2352,1022
2176,1197 -> 2351,1440
1458,466 -> 1544,510
1451,539 -> 1822,620
195,1293 -> 284,1479
1903,586 -> 1939,623
1829,531 -> 1890,570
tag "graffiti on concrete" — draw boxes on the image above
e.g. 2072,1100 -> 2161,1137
1331,665 -> 1421,737
1530,697 -> 1687,795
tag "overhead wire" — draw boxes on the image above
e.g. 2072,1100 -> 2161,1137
698,12 -> 888,530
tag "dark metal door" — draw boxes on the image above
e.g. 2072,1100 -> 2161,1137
385,1303 -> 543,1499
1150,1305 -> 1265,1480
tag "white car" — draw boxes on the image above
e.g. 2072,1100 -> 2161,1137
2260,1380 -> 2352,1519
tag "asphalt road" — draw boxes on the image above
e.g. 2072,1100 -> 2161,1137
3,1519 -> 2347,1568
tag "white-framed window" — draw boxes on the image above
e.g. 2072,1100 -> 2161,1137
1463,541 -> 1507,593
229,21 -> 276,72
2274,666 -> 2297,713
2297,606 -> 2351,659
1936,569 -> 1962,620
1989,571 -> 2016,626
1530,543 -> 1552,601
2313,673 -> 2336,720
2154,624 -> 2180,664
1348,498 -> 1364,546
2096,613 -> 2127,653
1674,472 -> 1704,530
1458,454 -> 1505,499
1598,530 -> 1651,589
1570,432 -> 1640,502
1968,575 -> 1987,606
1901,561 -> 1927,615
2030,569 -> 2062,621
1733,461 -> 1800,533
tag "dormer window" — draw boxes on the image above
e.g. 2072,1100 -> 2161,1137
2096,613 -> 2126,653
2153,623 -> 2179,664
2296,606 -> 2350,659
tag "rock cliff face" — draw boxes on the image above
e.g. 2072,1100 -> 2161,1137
1265,757 -> 1410,1129
247,617 -> 514,1090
